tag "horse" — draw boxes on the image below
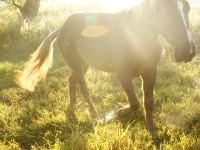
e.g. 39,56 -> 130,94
16,0 -> 196,132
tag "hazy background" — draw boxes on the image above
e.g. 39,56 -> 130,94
0,0 -> 200,10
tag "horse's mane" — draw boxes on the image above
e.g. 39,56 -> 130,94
117,0 -> 150,17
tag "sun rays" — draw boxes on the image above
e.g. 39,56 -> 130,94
42,0 -> 142,12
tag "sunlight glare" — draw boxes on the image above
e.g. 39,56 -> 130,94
43,0 -> 142,12
100,0 -> 142,12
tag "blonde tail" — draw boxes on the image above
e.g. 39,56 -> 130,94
16,29 -> 59,91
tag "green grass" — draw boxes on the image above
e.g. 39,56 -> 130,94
0,4 -> 200,150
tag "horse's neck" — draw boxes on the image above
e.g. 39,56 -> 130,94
128,5 -> 158,43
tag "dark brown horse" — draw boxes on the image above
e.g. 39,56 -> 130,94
16,0 -> 196,132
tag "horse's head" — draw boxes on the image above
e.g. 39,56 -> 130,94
152,0 -> 196,62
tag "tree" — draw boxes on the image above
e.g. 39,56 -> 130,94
11,0 -> 40,19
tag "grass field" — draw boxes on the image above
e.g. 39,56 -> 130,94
0,3 -> 200,150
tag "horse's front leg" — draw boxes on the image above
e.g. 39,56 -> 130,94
141,69 -> 157,132
117,74 -> 139,117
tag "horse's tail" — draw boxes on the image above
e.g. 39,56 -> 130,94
16,29 -> 59,91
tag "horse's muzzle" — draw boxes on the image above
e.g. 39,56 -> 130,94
184,43 -> 196,63
174,42 -> 196,63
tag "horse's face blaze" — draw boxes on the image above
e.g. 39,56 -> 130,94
157,0 -> 196,62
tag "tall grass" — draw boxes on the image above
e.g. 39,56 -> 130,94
0,4 -> 200,149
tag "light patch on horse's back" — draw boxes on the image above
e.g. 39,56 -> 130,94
81,25 -> 110,37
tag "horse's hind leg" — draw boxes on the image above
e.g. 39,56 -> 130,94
65,57 -> 96,116
68,65 -> 89,105
57,36 -> 96,116
74,68 -> 97,116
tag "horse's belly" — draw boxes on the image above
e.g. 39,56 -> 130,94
77,36 -> 115,72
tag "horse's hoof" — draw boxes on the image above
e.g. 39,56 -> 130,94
116,105 -> 131,118
147,125 -> 157,135
90,109 -> 98,119
65,110 -> 78,123
150,127 -> 156,133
